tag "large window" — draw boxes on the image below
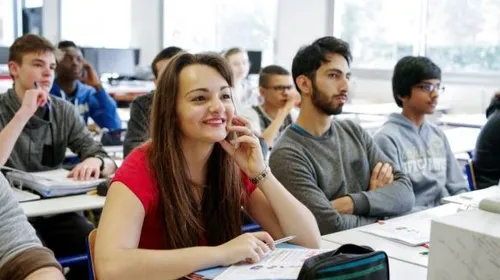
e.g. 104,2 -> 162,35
0,0 -> 15,46
61,0 -> 131,48
163,0 -> 278,65
334,0 -> 500,74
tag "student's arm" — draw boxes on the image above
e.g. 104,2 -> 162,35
95,183 -> 274,280
123,97 -> 150,157
269,147 -> 377,235
259,100 -> 295,147
65,104 -> 116,179
0,175 -> 63,280
373,132 -> 403,171
359,129 -> 415,216
442,133 -> 469,194
0,88 -> 48,166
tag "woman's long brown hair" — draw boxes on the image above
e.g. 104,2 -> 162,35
148,52 -> 244,249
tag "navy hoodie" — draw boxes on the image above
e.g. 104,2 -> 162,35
474,94 -> 500,189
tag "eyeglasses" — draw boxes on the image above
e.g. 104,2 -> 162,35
264,85 -> 293,92
414,83 -> 445,94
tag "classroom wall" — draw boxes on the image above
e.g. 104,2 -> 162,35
37,0 -> 500,113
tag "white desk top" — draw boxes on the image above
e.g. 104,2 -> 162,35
65,145 -> 123,157
441,185 -> 500,205
443,127 -> 481,154
20,194 -> 105,217
439,113 -> 487,128
321,239 -> 427,279
103,81 -> 154,95
321,203 -> 460,267
342,103 -> 448,116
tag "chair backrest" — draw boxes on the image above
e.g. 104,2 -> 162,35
464,160 -> 477,191
87,229 -> 97,280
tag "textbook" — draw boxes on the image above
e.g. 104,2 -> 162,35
5,168 -> 105,197
186,248 -> 332,280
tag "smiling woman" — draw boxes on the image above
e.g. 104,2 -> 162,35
94,52 -> 321,280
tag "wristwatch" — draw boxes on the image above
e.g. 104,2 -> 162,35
95,156 -> 105,172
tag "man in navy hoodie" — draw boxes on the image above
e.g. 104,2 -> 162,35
474,92 -> 500,189
50,41 -> 121,131
374,56 -> 468,211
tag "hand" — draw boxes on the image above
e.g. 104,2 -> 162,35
19,88 -> 49,118
68,157 -> 102,181
277,94 -> 300,118
219,116 -> 266,179
332,196 -> 354,214
81,59 -> 102,89
369,162 -> 394,190
216,232 -> 274,266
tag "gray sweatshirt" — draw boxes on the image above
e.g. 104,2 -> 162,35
123,92 -> 153,157
0,88 -> 109,172
0,173 -> 61,280
374,113 -> 468,211
269,120 -> 414,235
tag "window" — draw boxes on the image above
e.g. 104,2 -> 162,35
426,0 -> 500,73
334,0 -> 500,74
0,0 -> 15,46
163,0 -> 278,65
60,0 -> 131,48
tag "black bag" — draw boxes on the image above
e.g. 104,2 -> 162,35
297,244 -> 389,280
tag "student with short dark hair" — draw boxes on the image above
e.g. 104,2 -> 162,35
242,65 -> 299,147
49,40 -> 121,131
0,34 -> 117,280
123,46 -> 183,156
269,36 -> 414,235
474,92 -> 500,189
374,56 -> 468,211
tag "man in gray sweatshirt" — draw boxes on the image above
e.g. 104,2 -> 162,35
0,34 -> 117,280
0,173 -> 64,280
269,37 -> 414,235
374,56 -> 468,211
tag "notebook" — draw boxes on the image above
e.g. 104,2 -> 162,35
5,168 -> 105,197
360,221 -> 429,247
11,188 -> 41,202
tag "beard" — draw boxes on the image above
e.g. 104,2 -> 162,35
311,80 -> 345,116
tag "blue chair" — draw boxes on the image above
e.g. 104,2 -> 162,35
464,159 -> 477,191
57,254 -> 88,267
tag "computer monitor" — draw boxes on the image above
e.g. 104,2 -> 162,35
81,47 -> 136,76
247,50 -> 262,75
0,47 -> 9,64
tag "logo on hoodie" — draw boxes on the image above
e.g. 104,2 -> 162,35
401,135 -> 446,174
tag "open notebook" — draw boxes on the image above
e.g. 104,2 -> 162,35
5,168 -> 105,197
360,221 -> 429,247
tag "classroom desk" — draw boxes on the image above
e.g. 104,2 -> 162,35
342,103 -> 449,116
442,127 -> 481,154
20,194 -> 105,218
438,113 -> 487,128
105,82 -> 154,103
440,185 -> 500,205
321,203 -> 460,268
65,145 -> 123,158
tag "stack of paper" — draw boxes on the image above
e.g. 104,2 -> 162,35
6,168 -> 105,197
360,221 -> 429,247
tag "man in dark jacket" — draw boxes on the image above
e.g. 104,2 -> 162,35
474,92 -> 500,189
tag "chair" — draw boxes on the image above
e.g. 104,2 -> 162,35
464,159 -> 477,191
87,229 -> 97,280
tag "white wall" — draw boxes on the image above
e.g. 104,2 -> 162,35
275,0 -> 333,69
130,0 -> 162,66
41,0 -> 60,43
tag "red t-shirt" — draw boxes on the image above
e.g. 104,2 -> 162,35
111,144 -> 257,249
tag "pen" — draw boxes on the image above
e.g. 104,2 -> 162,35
273,236 -> 296,245
34,82 -> 51,111
419,251 -> 429,256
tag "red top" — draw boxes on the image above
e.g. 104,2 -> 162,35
111,144 -> 257,249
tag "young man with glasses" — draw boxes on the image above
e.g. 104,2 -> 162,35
242,65 -> 300,148
374,56 -> 468,212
